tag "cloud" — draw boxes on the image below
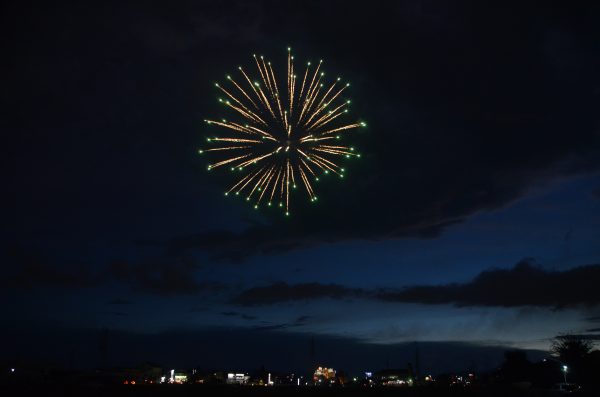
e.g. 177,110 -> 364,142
107,257 -> 223,296
562,333 -> 600,341
107,298 -> 133,305
378,259 -> 600,308
220,311 -> 257,321
2,246 -> 102,289
3,246 -> 220,296
230,260 -> 600,309
99,311 -> 129,317
230,282 -> 367,306
295,315 -> 312,324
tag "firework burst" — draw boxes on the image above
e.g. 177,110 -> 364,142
200,48 -> 366,215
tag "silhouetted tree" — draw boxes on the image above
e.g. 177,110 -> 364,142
550,334 -> 594,367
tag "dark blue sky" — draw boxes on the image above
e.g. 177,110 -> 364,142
2,0 -> 600,375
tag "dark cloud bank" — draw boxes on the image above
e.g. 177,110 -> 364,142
3,246 -> 221,296
6,245 -> 600,311
232,260 -> 600,309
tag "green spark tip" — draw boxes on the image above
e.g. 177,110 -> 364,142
224,192 -> 228,196
198,150 -> 203,154
268,202 -> 272,206
324,170 -> 329,174
279,203 -> 283,207
316,177 -> 320,181
254,205 -> 258,209
246,197 -> 250,201
235,192 -> 240,195
287,47 -> 291,51
286,212 -> 290,216
357,154 -> 361,158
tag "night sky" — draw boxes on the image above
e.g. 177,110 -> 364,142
3,1 -> 600,375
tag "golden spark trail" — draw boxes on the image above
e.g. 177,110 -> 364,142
204,146 -> 251,152
269,168 -> 282,203
228,75 -> 260,110
258,56 -> 276,100
308,107 -> 348,131
268,62 -> 285,122
248,165 -> 274,199
298,63 -> 310,102
208,154 -> 252,169
306,101 -> 348,131
300,158 -> 316,176
227,165 -> 265,194
318,123 -> 362,136
298,61 -> 322,122
234,166 -> 267,193
211,137 -> 262,143
257,167 -> 277,205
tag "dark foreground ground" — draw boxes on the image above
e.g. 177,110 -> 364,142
0,384 -> 595,397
